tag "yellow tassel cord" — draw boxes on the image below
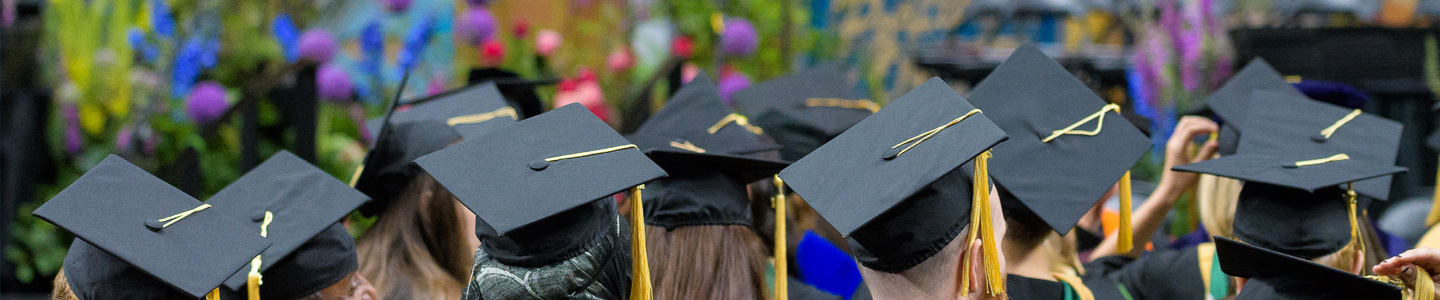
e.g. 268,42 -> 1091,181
708,113 -> 765,135
446,107 -> 518,126
347,165 -> 364,188
1416,267 -> 1435,300
773,176 -> 789,300
247,211 -> 274,300
156,204 -> 212,228
207,289 -> 221,300
544,145 -> 639,162
1040,104 -> 1120,143
890,109 -> 983,156
805,98 -> 881,113
1318,109 -> 1362,140
1118,171 -> 1134,253
961,151 -> 1004,296
1344,185 -> 1366,259
1428,153 -> 1440,226
629,185 -> 653,300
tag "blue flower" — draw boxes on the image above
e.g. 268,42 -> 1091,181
399,16 -> 434,70
150,0 -> 174,38
272,14 -> 300,63
127,27 -> 145,49
361,21 -> 384,57
171,37 -> 209,98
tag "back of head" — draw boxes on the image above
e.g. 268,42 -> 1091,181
356,173 -> 470,300
467,213 -> 632,300
646,225 -> 768,300
1197,174 -> 1242,239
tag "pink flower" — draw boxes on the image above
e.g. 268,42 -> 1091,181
62,104 -> 81,155
606,46 -> 634,71
317,63 -> 354,101
481,39 -> 506,67
536,29 -> 561,57
427,78 -> 445,96
298,29 -> 338,64
554,69 -> 614,122
513,19 -> 529,38
670,36 -> 694,58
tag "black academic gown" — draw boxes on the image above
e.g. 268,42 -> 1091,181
785,277 -> 872,300
1006,274 -> 1130,300
1086,246 -> 1209,300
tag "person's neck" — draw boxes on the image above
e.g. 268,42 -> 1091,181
1004,244 -> 1055,281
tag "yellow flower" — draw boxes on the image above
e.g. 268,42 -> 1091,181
78,103 -> 106,136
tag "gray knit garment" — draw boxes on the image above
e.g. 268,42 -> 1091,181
463,215 -> 631,300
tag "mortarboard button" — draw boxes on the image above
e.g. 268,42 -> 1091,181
144,219 -> 164,231
529,159 -> 549,170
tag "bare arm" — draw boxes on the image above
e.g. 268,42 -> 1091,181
1090,116 -> 1219,259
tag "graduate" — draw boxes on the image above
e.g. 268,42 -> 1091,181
351,83 -> 518,300
205,151 -> 377,300
733,65 -> 878,299
964,44 -> 1148,300
415,104 -> 667,300
1214,236 -> 1402,299
1095,70 -> 1405,300
626,74 -> 795,300
779,77 -> 1010,300
38,155 -> 269,300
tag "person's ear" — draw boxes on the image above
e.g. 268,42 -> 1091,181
1352,249 -> 1367,275
353,274 -> 379,300
967,237 -> 986,293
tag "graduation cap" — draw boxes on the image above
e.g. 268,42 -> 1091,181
1237,89 -> 1401,201
779,78 -> 1009,295
732,64 -> 875,161
352,83 -> 517,216
204,151 -> 370,299
415,103 -> 667,299
628,73 -> 787,182
1204,58 -> 1307,155
1174,100 -> 1406,259
1214,236 -> 1400,299
34,155 -> 269,299
965,44 -> 1152,252
467,68 -> 558,118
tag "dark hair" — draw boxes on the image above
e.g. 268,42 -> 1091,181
356,172 -> 471,300
1001,191 -> 1051,254
646,225 -> 769,300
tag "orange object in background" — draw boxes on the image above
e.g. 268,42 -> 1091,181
1378,0 -> 1419,27
1101,209 -> 1154,252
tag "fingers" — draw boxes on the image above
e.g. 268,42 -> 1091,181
1191,139 -> 1220,164
1376,248 -> 1440,277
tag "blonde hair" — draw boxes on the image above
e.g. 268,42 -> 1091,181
355,173 -> 470,300
1046,232 -> 1084,276
1197,174 -> 1242,239
52,269 -> 77,300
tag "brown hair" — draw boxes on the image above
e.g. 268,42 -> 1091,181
646,225 -> 770,300
52,269 -> 77,300
355,173 -> 472,300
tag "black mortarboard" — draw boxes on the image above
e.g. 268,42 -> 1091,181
779,78 -> 1009,295
965,44 -> 1152,252
1214,236 -> 1400,300
1204,59 -> 1307,155
1174,98 -> 1406,259
733,65 -> 876,161
35,155 -> 268,299
353,83 -> 516,216
416,103 -> 667,266
628,73 -> 787,182
206,151 -> 370,299
467,68 -> 557,118
1237,89 -> 1401,200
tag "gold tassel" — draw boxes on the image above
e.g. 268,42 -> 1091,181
1118,171 -> 1134,253
1416,266 -> 1435,300
1428,153 -> 1440,226
629,185 -> 653,300
1345,184 -> 1365,257
247,263 -> 261,300
773,176 -> 789,300
961,150 -> 1004,296
206,288 -> 221,300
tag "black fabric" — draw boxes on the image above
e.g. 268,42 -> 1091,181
1204,58 -> 1306,129
1173,154 -> 1404,193
643,170 -> 753,229
382,83 -> 518,139
34,155 -> 268,298
221,224 -> 359,300
1215,236 -> 1400,299
1232,183 -> 1353,260
1076,228 -> 1105,252
467,68 -> 553,119
205,151 -> 369,293
1428,102 -> 1440,150
1218,122 -> 1241,156
417,103 -> 666,267
480,198 -> 616,268
626,74 -> 787,182
780,77 -> 1007,273
1086,247 -> 1205,300
967,44 -> 1151,235
749,110 -> 834,161
1006,274 -> 1130,300
62,240 -> 196,300
1239,89 -> 1401,200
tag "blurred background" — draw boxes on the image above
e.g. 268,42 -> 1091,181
5,0 -> 1440,296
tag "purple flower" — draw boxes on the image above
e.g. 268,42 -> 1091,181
116,125 -> 134,153
317,64 -> 354,102
458,7 -> 498,43
273,14 -> 301,62
186,81 -> 229,124
383,0 -> 412,12
717,72 -> 750,105
720,18 -> 758,57
62,104 -> 81,155
299,29 -> 338,64
139,125 -> 158,155
467,0 -> 491,6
